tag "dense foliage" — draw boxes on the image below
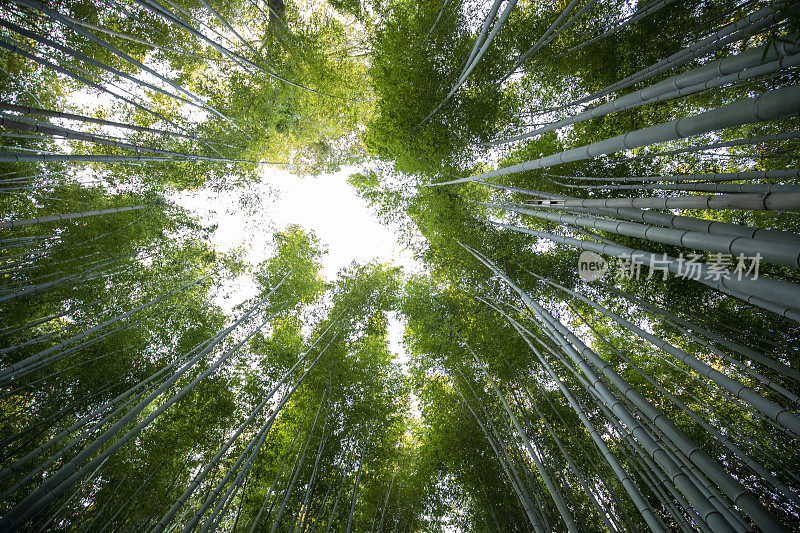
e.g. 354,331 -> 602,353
1,0 -> 799,531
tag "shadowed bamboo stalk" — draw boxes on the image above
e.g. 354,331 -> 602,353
600,282 -> 800,382
0,152 -> 264,164
0,17 -> 205,111
13,0 -> 237,126
494,0 -> 589,87
547,169 -> 800,183
0,272 -> 215,382
524,192 -> 800,211
533,274 -> 800,436
323,431 -> 361,533
156,324 -> 338,533
0,36 -> 197,135
554,181 -> 800,193
525,308 -> 741,533
519,383 -> 620,532
344,426 -> 369,533
0,115 -> 226,158
421,0 -> 452,44
268,392 -> 327,533
0,276 -> 292,531
195,382 -> 329,533
559,0 -> 677,55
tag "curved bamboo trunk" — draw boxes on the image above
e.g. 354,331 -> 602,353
307,471 -> 335,533
50,10 -> 210,59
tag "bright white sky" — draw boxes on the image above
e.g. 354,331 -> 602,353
172,164 -> 422,368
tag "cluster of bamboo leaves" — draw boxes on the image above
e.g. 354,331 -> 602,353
3,0 -> 800,530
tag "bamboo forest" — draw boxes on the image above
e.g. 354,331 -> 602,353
2,0 -> 800,530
